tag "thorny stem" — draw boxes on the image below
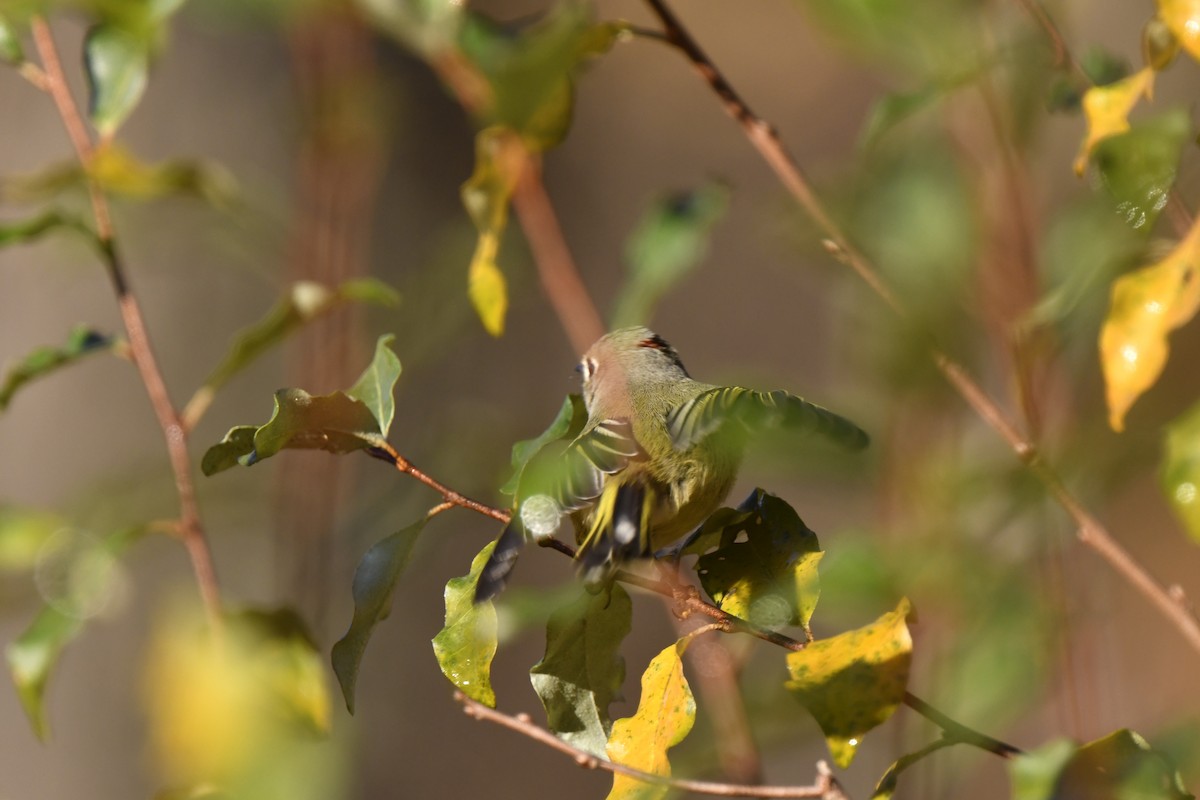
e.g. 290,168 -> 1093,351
455,692 -> 850,799
28,17 -> 223,629
640,0 -> 1200,657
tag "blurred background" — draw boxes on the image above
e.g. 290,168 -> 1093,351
2,0 -> 1200,797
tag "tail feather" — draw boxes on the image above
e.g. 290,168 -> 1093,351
474,518 -> 526,603
577,481 -> 653,589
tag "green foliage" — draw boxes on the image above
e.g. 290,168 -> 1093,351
612,181 -> 729,328
0,326 -> 117,412
331,520 -> 426,713
354,0 -> 463,56
0,11 -> 24,64
0,209 -> 96,248
1094,110 -> 1191,231
0,507 -> 64,572
499,393 -> 587,496
432,542 -> 499,706
1011,730 -> 1192,800
1164,399 -> 1200,543
85,24 -> 150,137
530,585 -> 630,757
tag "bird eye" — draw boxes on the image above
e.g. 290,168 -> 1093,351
579,357 -> 598,381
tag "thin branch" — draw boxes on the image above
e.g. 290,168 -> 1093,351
455,692 -> 849,799
370,444 -> 511,524
902,692 -> 1022,758
640,0 -> 1200,657
28,17 -> 222,629
1011,0 -> 1080,74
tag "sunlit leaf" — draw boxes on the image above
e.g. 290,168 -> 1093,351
785,597 -> 913,768
432,542 -> 498,706
1093,110 -> 1189,231
530,585 -> 630,757
0,506 -> 63,572
500,393 -> 587,496
0,12 -> 24,64
611,181 -> 729,328
85,24 -> 150,137
87,142 -> 238,206
461,126 -> 523,336
1011,730 -> 1192,800
692,489 -> 823,634
1163,400 -> 1200,543
606,638 -> 695,800
331,520 -> 425,712
0,326 -> 117,412
1100,216 -> 1200,431
468,242 -> 508,336
1074,67 -> 1154,176
354,0 -> 463,56
1159,0 -> 1200,62
186,280 -> 398,426
347,334 -> 402,437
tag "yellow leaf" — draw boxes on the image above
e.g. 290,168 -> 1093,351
468,233 -> 509,337
785,598 -> 913,768
606,639 -> 696,800
1158,0 -> 1200,61
1101,217 -> 1200,430
1074,68 -> 1155,176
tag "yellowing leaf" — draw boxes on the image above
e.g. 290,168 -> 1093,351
432,542 -> 499,706
1074,68 -> 1155,176
1101,216 -> 1200,430
1159,0 -> 1200,61
461,127 -> 524,337
468,233 -> 509,336
605,639 -> 696,800
785,598 -> 913,768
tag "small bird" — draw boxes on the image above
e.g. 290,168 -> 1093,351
474,326 -> 868,602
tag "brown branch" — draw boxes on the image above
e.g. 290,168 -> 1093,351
640,0 -> 1200,657
28,17 -> 222,629
455,692 -> 849,799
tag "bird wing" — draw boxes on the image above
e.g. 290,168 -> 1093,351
665,387 -> 869,452
545,418 -> 644,513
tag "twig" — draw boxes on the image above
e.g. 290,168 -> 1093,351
1011,0 -> 1080,74
455,692 -> 849,799
902,692 -> 1021,758
28,17 -> 222,629
640,0 -> 1200,657
370,443 -> 511,524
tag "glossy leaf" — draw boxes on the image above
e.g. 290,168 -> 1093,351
0,12 -> 23,64
1159,0 -> 1200,62
1094,110 -> 1189,231
1073,67 -> 1154,176
331,520 -> 425,712
612,181 -> 729,328
432,542 -> 498,706
1011,729 -> 1192,800
530,585 -> 631,757
200,389 -> 385,475
606,638 -> 695,800
461,127 -> 522,336
693,489 -> 823,633
84,24 -> 150,137
0,326 -> 116,412
1163,400 -> 1200,542
785,597 -> 913,768
500,393 -> 587,496
186,280 -> 398,425
347,334 -> 403,437
1100,215 -> 1200,431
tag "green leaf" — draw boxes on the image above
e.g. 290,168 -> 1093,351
0,326 -> 117,412
188,280 -> 399,424
871,738 -> 956,799
530,585 -> 631,757
500,393 -> 588,496
84,24 -> 150,137
785,597 -> 913,768
1165,399 -> 1200,543
605,638 -> 695,800
1011,730 -> 1193,800
0,209 -> 97,249
1094,110 -> 1190,231
432,542 -> 499,706
346,334 -> 402,437
0,507 -> 64,572
354,0 -> 463,56
611,181 -> 729,328
331,520 -> 425,713
200,389 -> 385,475
692,489 -> 823,633
89,142 -> 238,206
0,12 -> 24,64
858,86 -> 940,150
7,525 -> 145,739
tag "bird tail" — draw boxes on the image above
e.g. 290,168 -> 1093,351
576,480 -> 654,589
474,517 -> 527,604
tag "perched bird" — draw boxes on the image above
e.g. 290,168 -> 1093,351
474,326 -> 868,602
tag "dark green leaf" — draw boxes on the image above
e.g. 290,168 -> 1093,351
0,209 -> 96,249
85,24 -> 150,137
612,181 -> 729,328
1012,730 -> 1193,800
0,12 -> 24,64
1164,399 -> 1200,544
1094,111 -> 1190,232
347,334 -> 402,437
331,520 -> 425,712
530,585 -> 631,756
691,489 -> 823,632
0,326 -> 117,412
200,426 -> 256,476
432,542 -> 498,706
1081,46 -> 1131,87
500,393 -> 587,496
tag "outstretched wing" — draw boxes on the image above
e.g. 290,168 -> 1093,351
665,387 -> 869,452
